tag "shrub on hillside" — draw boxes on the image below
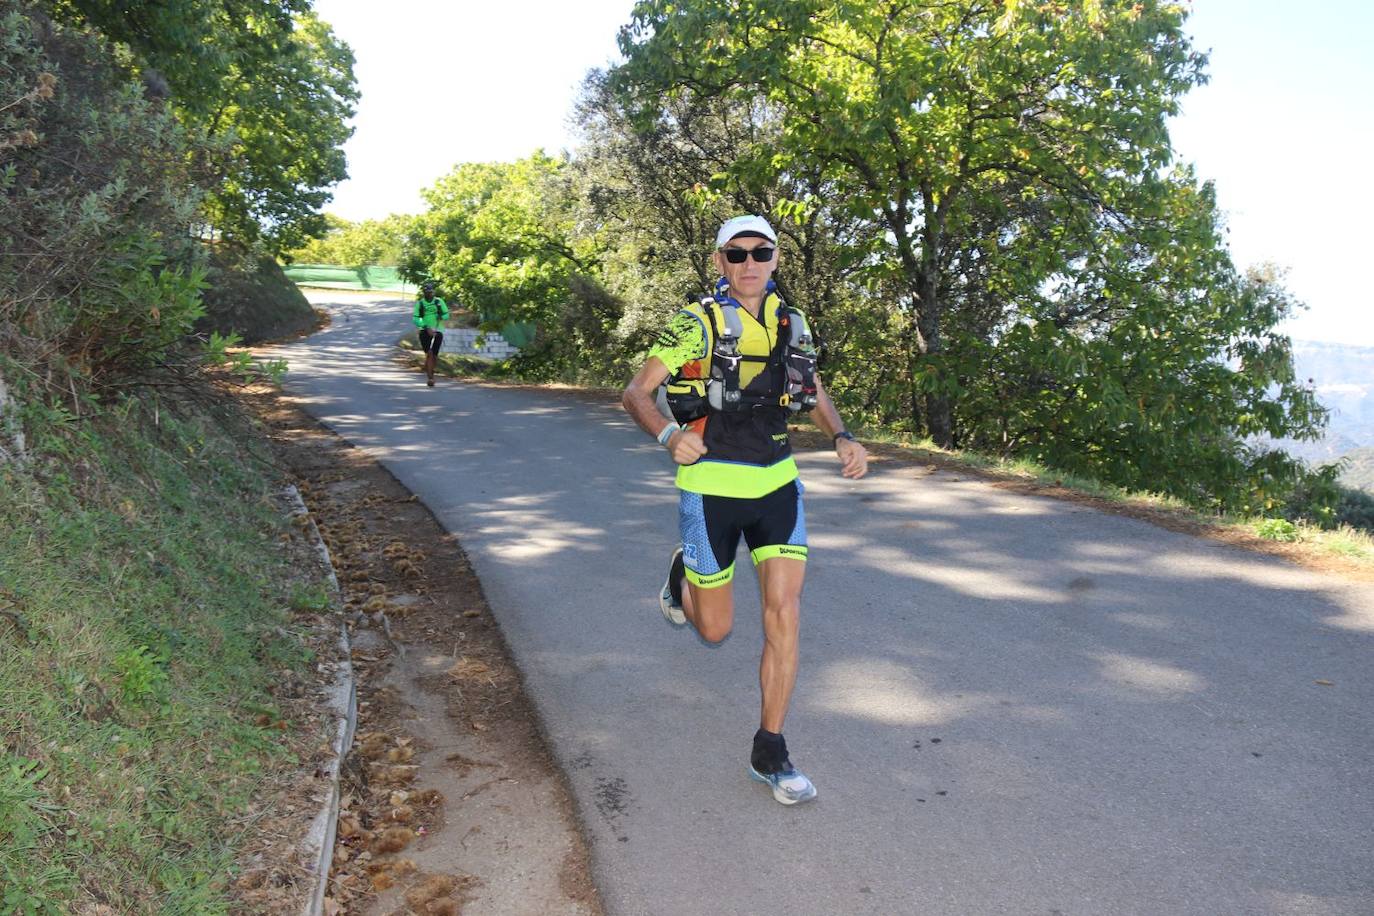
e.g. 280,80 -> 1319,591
1331,485 -> 1374,533
1283,460 -> 1374,533
198,243 -> 317,345
1,7 -> 209,400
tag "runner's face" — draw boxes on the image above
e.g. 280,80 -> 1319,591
714,236 -> 777,302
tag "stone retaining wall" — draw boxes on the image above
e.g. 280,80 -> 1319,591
446,328 -> 519,360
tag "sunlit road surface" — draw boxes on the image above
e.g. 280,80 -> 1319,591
262,293 -> 1374,916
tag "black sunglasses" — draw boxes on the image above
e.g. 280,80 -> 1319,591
722,246 -> 776,264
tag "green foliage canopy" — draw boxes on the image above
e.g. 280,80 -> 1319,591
405,153 -> 611,373
604,0 -> 1326,511
613,0 -> 1208,444
47,0 -> 358,253
286,213 -> 415,267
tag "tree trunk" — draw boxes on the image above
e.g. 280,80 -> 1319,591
918,294 -> 953,448
917,185 -> 954,449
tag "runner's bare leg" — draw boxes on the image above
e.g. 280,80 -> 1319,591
756,557 -> 804,733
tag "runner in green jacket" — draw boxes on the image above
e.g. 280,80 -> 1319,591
413,280 -> 450,387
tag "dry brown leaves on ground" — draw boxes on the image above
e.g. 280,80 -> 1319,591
234,381 -> 600,916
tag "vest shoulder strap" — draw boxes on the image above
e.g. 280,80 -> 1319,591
686,299 -> 719,353
717,302 -> 743,339
782,306 -> 810,347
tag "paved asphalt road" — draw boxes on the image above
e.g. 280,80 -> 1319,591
264,294 -> 1374,916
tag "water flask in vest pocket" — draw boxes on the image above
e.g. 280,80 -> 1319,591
706,318 -> 745,411
784,320 -> 818,413
707,358 -> 744,410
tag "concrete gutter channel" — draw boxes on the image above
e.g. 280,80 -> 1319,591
282,484 -> 357,916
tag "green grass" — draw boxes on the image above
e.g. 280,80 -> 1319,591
1256,518 -> 1300,542
0,397 -> 322,914
1320,528 -> 1374,558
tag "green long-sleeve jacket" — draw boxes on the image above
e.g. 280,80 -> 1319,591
413,296 -> 450,330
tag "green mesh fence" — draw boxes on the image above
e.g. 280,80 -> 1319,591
281,264 -> 411,291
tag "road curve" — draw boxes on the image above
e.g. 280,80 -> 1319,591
263,293 -> 1374,916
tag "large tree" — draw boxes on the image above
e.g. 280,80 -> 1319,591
403,154 -> 595,349
613,0 -> 1205,445
48,0 -> 357,253
609,0 -> 1326,511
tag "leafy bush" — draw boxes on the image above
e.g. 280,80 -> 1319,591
1281,460 -> 1374,532
1256,518 -> 1299,542
1331,485 -> 1374,533
112,644 -> 170,706
1,7 -> 208,398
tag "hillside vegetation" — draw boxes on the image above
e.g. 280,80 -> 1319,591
199,245 -> 319,345
0,400 -> 332,914
1340,447 -> 1374,493
2,1 -> 357,910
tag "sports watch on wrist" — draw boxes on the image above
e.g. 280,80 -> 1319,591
833,430 -> 856,444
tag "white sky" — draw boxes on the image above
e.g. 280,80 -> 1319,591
313,0 -> 1374,348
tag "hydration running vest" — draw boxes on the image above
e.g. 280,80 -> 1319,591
663,292 -> 818,426
657,283 -> 819,497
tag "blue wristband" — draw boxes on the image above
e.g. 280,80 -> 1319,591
657,423 -> 680,446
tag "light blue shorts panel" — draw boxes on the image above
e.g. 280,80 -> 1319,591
678,489 -> 722,578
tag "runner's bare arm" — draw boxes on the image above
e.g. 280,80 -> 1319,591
621,358 -> 708,464
811,377 -> 868,479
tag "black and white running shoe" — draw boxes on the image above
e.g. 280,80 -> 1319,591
658,547 -> 687,626
749,729 -> 817,805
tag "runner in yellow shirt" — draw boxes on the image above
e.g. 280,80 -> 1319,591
621,215 -> 868,805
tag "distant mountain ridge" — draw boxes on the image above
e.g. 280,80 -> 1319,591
1279,340 -> 1374,491
1340,447 -> 1374,492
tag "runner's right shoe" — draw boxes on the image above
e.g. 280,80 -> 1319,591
749,729 -> 817,805
658,547 -> 686,625
749,762 -> 817,805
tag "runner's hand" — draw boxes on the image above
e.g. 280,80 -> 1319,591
668,428 -> 708,465
836,438 -> 868,479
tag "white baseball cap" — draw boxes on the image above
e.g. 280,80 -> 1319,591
715,215 -> 777,248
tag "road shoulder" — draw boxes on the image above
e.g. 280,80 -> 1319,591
242,381 -> 602,916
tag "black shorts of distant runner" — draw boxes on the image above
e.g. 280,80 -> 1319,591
418,328 -> 444,356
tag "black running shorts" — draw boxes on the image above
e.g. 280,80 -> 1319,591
418,328 -> 444,355
678,479 -> 807,588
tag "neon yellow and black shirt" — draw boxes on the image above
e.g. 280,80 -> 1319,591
648,288 -> 804,498
413,296 -> 449,330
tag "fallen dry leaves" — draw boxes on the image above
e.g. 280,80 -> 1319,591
234,379 -> 600,915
